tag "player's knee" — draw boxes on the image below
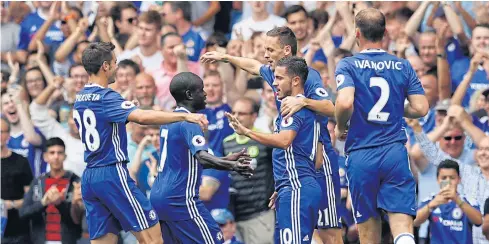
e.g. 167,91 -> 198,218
394,233 -> 415,244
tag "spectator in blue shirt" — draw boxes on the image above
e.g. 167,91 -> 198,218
211,209 -> 244,244
414,159 -> 483,244
161,1 -> 207,62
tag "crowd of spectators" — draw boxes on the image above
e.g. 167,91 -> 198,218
1,1 -> 489,243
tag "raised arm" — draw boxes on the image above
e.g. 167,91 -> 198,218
454,2 -> 477,32
36,41 -> 55,84
436,26 -> 452,100
9,88 -> 42,146
451,53 -> 484,105
449,104 -> 487,148
442,3 -> 470,46
55,18 -> 88,63
192,1 -> 221,27
404,1 -> 432,37
27,3 -> 59,51
127,110 -> 206,131
201,51 -> 262,76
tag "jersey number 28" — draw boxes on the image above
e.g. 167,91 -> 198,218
73,109 -> 100,151
368,77 -> 390,122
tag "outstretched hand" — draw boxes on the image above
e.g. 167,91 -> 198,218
200,51 -> 228,64
185,113 -> 209,132
224,148 -> 251,162
232,156 -> 253,178
225,112 -> 249,136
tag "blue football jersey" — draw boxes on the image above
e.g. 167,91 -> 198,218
202,169 -> 231,211
259,65 -> 333,148
199,103 -> 234,157
419,195 -> 479,244
150,107 -> 210,221
450,57 -> 489,107
18,11 -> 64,50
73,84 -> 137,168
272,97 -> 319,190
8,128 -> 46,178
335,49 -> 425,153
182,27 -> 206,62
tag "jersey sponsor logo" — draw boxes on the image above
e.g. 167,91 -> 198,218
315,87 -> 329,97
149,210 -> 157,220
216,110 -> 225,119
21,138 -> 29,148
336,74 -> 345,87
281,117 -> 294,127
192,135 -> 206,147
447,43 -> 456,52
248,146 -> 260,158
452,207 -> 463,220
121,101 -> 136,109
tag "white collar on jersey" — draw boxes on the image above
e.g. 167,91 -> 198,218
296,94 -> 305,98
360,48 -> 386,53
85,83 -> 104,88
175,107 -> 191,113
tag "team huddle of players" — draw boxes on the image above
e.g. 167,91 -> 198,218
74,8 -> 429,244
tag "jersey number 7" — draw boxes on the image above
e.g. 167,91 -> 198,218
368,77 -> 390,122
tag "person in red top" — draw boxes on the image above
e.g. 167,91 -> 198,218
19,137 -> 83,244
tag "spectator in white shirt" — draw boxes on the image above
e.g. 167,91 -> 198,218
117,10 -> 163,71
29,76 -> 85,177
231,1 -> 286,41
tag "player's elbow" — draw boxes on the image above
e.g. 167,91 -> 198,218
127,109 -> 148,124
483,218 -> 489,237
198,186 -> 214,201
409,95 -> 429,118
472,214 -> 483,227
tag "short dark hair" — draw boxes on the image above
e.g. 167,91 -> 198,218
309,9 -> 329,31
45,137 -> 66,152
474,23 -> 489,31
437,159 -> 460,177
82,42 -> 115,75
168,1 -> 192,22
170,72 -> 203,102
68,63 -> 85,77
205,32 -> 228,48
355,8 -> 386,42
28,50 -> 50,64
266,26 -> 298,56
235,97 -> 260,114
139,10 -> 163,30
118,59 -> 141,75
392,7 -> 413,23
161,32 -> 181,47
22,67 -> 48,103
276,56 -> 309,85
203,70 -> 221,79
69,6 -> 83,18
283,5 -> 308,21
110,2 -> 137,22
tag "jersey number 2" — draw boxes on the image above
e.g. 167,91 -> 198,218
73,109 -> 100,151
368,77 -> 390,122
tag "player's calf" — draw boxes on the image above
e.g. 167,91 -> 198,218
317,228 -> 343,244
388,212 -> 414,244
356,217 -> 382,244
131,223 -> 163,244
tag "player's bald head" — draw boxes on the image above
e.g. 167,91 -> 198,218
355,8 -> 386,42
170,72 -> 203,102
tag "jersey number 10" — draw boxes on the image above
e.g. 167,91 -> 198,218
73,109 -> 101,151
368,77 -> 390,122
